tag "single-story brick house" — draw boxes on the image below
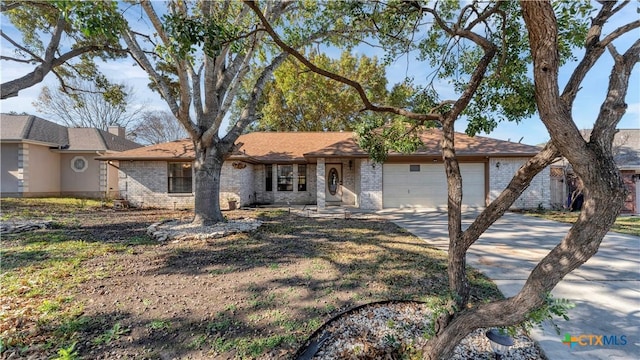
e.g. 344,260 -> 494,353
1,114 -> 141,198
97,130 -> 549,211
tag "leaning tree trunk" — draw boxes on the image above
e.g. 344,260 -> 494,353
441,121 -> 467,310
421,1 -> 634,358
192,140 -> 226,225
421,154 -> 625,359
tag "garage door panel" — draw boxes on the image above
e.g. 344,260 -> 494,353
383,163 -> 485,209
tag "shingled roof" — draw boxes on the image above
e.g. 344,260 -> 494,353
1,114 -> 141,151
579,129 -> 640,169
98,130 -> 542,162
97,139 -> 195,161
614,129 -> 640,169
1,114 -> 68,145
305,129 -> 541,158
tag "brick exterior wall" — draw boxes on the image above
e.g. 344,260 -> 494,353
120,160 -> 318,209
488,157 -> 551,209
220,162 -> 255,208
252,163 -> 317,206
338,159 -> 357,206
118,156 -> 552,211
358,158 -> 383,210
621,171 -> 638,214
253,165 -> 273,204
119,160 -> 194,209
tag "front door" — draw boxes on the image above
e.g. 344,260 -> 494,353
325,164 -> 342,204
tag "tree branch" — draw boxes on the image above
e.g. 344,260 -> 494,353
0,55 -> 34,64
224,51 -> 289,143
0,30 -> 43,62
464,1 -> 504,31
591,38 -> 640,150
244,0 -> 441,123
461,142 -> 560,251
601,20 -> 640,47
446,37 -> 496,122
120,25 -> 192,137
0,2 -> 23,12
561,2 -> 638,105
140,0 -> 192,135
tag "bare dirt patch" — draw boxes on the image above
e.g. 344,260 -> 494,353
1,200 -> 503,359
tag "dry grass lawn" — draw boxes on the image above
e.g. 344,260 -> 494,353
0,198 -> 502,359
526,210 -> 640,236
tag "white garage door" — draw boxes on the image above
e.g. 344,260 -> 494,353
383,163 -> 485,209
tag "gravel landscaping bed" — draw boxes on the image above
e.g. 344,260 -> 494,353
298,301 -> 544,360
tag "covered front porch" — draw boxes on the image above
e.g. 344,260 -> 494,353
315,157 -> 382,210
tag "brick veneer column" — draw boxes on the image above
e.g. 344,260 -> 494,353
317,158 -> 325,209
359,159 -> 383,210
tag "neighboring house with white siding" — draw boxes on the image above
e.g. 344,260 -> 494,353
0,114 -> 141,199
97,130 -> 548,211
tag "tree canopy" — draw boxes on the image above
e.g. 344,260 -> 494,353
251,51 -> 388,132
0,1 -> 125,99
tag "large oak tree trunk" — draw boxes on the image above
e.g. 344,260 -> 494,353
192,141 -> 225,225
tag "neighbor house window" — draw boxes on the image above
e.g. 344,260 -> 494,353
410,165 -> 421,172
71,156 -> 88,172
168,162 -> 192,193
277,165 -> 293,191
265,164 -> 273,191
298,164 -> 307,191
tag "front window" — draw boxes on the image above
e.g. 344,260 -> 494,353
298,164 -> 307,191
265,164 -> 273,191
168,162 -> 192,193
277,165 -> 293,191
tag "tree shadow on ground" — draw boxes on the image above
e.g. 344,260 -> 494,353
2,207 -> 503,359
69,212 -> 501,358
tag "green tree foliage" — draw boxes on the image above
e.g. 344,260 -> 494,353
252,51 -> 388,132
355,80 -> 443,162
0,0 -> 125,99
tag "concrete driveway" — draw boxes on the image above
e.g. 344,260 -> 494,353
381,210 -> 640,360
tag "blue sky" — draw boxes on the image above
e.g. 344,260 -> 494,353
1,4 -> 638,146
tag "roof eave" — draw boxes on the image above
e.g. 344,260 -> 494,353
95,156 -> 196,161
0,139 -> 61,147
619,165 -> 640,171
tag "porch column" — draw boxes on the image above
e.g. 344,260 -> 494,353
17,143 -> 29,195
317,158 -> 325,209
359,158 -> 383,210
